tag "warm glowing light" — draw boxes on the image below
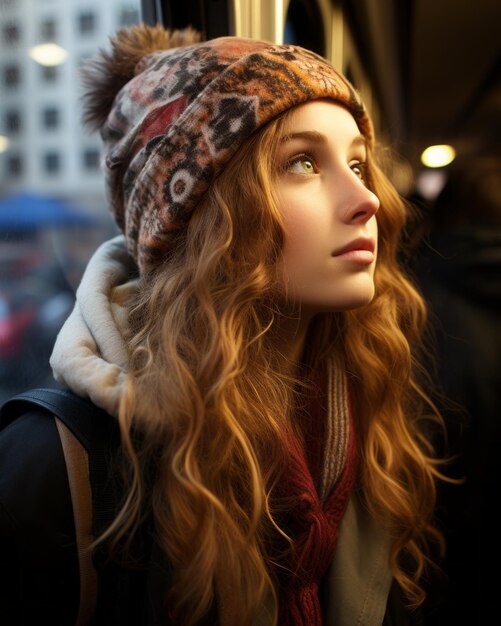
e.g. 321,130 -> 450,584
0,135 -> 10,153
29,43 -> 68,66
421,144 -> 456,168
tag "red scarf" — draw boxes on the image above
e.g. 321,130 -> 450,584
272,372 -> 358,626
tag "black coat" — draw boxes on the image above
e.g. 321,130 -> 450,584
0,407 -> 185,626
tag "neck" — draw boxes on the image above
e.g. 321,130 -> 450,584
273,307 -> 316,369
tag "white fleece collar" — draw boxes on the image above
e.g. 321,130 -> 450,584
50,235 -> 138,417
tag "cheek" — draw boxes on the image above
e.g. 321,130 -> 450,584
279,193 -> 327,266
281,223 -> 319,283
283,220 -> 318,262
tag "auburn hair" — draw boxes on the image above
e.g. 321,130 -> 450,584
100,106 -> 445,626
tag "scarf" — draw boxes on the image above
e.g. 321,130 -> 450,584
273,360 -> 358,626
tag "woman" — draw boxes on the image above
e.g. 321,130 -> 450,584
0,25 -> 444,626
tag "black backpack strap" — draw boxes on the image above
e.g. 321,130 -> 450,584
1,388 -> 121,534
2,387 -> 106,448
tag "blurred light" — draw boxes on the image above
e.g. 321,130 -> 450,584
421,144 -> 456,168
415,170 -> 447,201
29,43 -> 68,66
0,135 -> 10,153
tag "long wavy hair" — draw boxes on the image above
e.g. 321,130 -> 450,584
101,106 -> 445,626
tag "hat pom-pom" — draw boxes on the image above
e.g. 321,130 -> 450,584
81,24 -> 201,131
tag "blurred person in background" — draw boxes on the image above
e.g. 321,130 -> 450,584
0,241 -> 75,399
414,158 -> 501,625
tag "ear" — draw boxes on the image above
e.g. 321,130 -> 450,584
81,24 -> 202,131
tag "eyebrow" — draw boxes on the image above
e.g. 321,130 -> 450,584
281,130 -> 327,144
280,130 -> 367,150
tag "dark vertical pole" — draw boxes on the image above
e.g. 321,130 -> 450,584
140,0 -> 165,26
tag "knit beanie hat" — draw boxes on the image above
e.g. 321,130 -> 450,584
83,24 -> 374,273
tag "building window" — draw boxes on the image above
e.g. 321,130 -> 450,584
3,23 -> 20,44
41,65 -> 58,82
43,107 -> 59,129
78,12 -> 96,35
40,18 -> 56,41
6,154 -> 22,177
5,110 -> 21,134
119,6 -> 140,26
83,148 -> 100,171
44,151 -> 60,174
3,64 -> 20,88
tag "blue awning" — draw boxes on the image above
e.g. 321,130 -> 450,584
0,192 -> 97,231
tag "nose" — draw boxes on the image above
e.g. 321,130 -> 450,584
341,180 -> 380,224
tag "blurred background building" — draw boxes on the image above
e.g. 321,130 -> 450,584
0,0 -> 140,395
0,0 -> 140,202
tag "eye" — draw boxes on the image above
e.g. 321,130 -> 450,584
285,153 -> 319,175
350,160 -> 367,182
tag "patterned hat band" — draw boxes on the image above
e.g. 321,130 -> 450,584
98,31 -> 373,272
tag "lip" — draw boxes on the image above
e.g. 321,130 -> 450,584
332,237 -> 376,256
332,237 -> 376,264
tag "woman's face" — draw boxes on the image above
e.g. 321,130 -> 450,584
274,99 -> 379,315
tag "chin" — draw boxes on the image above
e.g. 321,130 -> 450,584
292,277 -> 377,314
323,285 -> 376,312
335,276 -> 376,311
342,292 -> 375,311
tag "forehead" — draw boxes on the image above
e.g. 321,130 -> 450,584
284,99 -> 363,145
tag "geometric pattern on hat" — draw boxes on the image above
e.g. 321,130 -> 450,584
101,36 -> 373,273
